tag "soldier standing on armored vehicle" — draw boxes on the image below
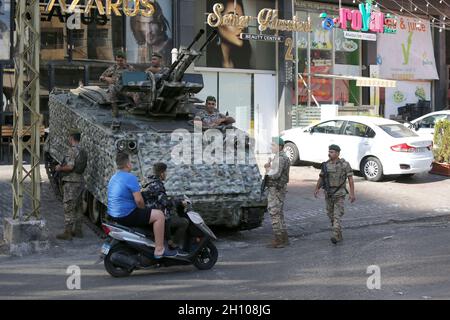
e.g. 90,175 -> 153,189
55,129 -> 87,241
194,96 -> 235,128
99,51 -> 137,122
263,137 -> 291,248
314,144 -> 356,244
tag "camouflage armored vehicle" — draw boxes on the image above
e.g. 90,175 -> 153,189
44,30 -> 267,230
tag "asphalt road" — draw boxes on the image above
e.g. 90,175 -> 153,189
0,165 -> 449,300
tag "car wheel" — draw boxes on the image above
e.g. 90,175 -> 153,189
283,143 -> 300,165
361,157 -> 384,182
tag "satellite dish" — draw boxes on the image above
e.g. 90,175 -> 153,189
2,94 -> 6,112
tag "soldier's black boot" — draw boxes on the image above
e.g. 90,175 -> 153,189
266,235 -> 285,248
56,225 -> 73,241
72,220 -> 83,238
281,231 -> 290,246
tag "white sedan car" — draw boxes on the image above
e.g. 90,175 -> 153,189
406,110 -> 450,139
281,116 -> 433,181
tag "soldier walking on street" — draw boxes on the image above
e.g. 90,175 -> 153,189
264,137 -> 291,248
55,129 -> 87,241
314,144 -> 356,244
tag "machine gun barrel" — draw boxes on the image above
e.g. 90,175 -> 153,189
166,29 -> 205,77
187,29 -> 205,50
199,30 -> 218,52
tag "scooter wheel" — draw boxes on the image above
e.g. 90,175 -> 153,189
104,244 -> 135,277
193,241 -> 218,270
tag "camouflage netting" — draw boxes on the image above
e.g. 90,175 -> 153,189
45,91 -> 267,229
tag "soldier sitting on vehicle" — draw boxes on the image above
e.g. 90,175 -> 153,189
194,96 -> 235,128
142,162 -> 189,252
100,51 -> 139,122
145,52 -> 169,74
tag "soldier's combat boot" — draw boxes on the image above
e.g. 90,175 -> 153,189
266,235 -> 285,248
56,226 -> 73,241
281,232 -> 290,245
72,220 -> 83,238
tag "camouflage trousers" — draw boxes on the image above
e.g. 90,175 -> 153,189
325,195 -> 345,238
62,182 -> 84,229
267,186 -> 288,237
108,84 -> 137,117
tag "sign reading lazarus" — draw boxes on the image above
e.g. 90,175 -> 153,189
44,0 -> 155,17
321,0 -> 396,39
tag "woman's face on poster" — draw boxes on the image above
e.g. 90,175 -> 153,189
218,2 -> 244,47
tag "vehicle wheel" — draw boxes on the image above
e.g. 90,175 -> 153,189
361,157 -> 384,182
283,143 -> 300,165
193,241 -> 218,270
89,196 -> 104,224
81,190 -> 89,216
104,244 -> 134,278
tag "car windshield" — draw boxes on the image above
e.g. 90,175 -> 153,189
379,124 -> 418,138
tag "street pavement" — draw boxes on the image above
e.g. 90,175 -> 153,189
0,164 -> 450,300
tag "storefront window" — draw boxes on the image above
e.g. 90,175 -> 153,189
218,73 -> 252,133
39,5 -> 124,62
293,7 -> 362,128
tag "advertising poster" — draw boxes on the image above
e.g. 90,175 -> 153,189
377,16 -> 438,80
197,0 -> 276,70
385,80 -> 431,118
126,0 -> 173,65
0,0 -> 12,62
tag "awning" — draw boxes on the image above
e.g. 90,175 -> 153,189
309,73 -> 397,88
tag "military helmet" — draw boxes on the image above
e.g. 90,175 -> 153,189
272,137 -> 285,146
69,128 -> 81,136
329,144 -> 341,152
115,50 -> 127,59
206,96 -> 216,103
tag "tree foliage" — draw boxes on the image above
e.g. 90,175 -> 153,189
433,119 -> 450,163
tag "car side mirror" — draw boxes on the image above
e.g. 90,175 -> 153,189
414,123 -> 420,131
309,128 -> 314,134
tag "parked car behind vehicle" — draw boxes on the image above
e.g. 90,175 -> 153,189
281,116 -> 433,182
406,110 -> 450,139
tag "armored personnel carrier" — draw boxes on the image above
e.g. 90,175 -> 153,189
44,30 -> 267,230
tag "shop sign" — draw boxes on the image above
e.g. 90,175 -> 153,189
320,0 -> 396,36
344,31 -> 376,41
41,6 -> 109,26
240,33 -> 284,42
207,3 -> 311,33
44,0 -> 155,17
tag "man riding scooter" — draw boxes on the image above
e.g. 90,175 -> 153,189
142,163 -> 189,253
107,152 -> 180,258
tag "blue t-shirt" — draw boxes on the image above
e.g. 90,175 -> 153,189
107,171 -> 141,218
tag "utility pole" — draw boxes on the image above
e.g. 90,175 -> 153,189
12,0 -> 41,220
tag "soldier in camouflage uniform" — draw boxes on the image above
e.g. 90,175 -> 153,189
194,96 -> 235,128
314,145 -> 356,244
100,51 -> 137,120
55,129 -> 86,241
264,137 -> 291,248
142,162 -> 189,251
